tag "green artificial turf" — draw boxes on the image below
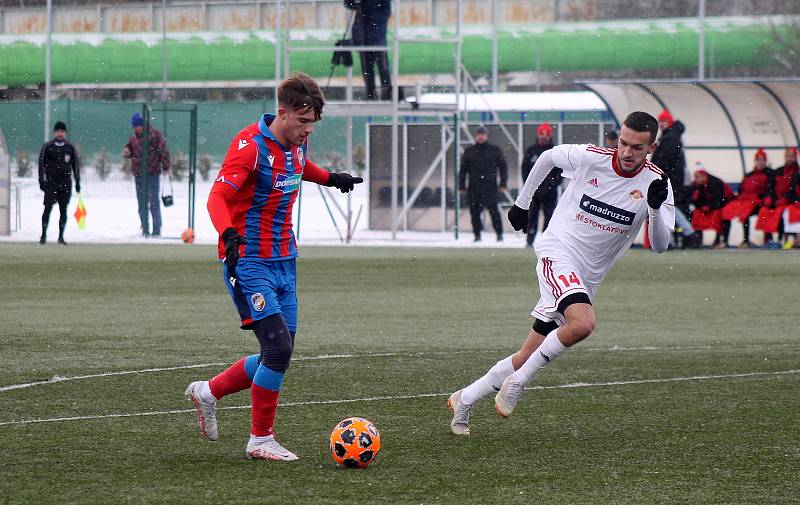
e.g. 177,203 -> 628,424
0,244 -> 798,504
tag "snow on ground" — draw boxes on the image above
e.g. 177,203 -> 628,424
1,172 -> 530,249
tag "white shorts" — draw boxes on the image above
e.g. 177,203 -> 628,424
531,255 -> 597,326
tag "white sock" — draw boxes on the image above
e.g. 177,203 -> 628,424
199,381 -> 217,403
460,356 -> 515,405
249,434 -> 274,444
509,329 -> 568,385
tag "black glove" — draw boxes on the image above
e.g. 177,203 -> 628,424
507,204 -> 529,232
647,173 -> 669,209
326,172 -> 363,193
75,182 -> 81,193
39,181 -> 46,191
221,227 -> 244,280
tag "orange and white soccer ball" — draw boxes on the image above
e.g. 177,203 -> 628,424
329,417 -> 381,468
181,228 -> 195,244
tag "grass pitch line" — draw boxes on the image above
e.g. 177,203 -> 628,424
1,369 -> 797,427
3,345 -> 798,394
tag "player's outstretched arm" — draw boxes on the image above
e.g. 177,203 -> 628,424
507,149 -> 559,232
647,173 -> 673,253
304,159 -> 363,193
515,149 -> 557,210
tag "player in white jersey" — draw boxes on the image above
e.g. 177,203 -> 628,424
448,112 -> 674,435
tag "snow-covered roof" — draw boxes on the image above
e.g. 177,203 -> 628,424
410,92 -> 607,112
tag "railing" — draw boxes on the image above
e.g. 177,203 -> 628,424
0,0 -> 558,34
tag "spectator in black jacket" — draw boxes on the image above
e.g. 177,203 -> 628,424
38,121 -> 80,245
520,122 -> 561,247
459,126 -> 507,242
651,109 -> 689,241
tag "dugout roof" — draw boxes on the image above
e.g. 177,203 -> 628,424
580,80 -> 800,182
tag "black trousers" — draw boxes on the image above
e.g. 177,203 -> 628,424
42,185 -> 71,240
359,51 -> 391,99
469,200 -> 502,238
526,192 -> 557,245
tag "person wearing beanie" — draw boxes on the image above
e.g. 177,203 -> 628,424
721,148 -> 770,248
519,122 -> 562,247
651,108 -> 689,246
38,120 -> 80,245
757,147 -> 798,245
123,111 -> 171,237
459,125 -> 508,242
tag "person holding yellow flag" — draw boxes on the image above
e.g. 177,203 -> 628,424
38,121 -> 80,245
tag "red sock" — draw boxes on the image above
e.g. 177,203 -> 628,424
250,384 -> 280,436
208,357 -> 252,400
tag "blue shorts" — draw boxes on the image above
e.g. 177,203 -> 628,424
222,257 -> 298,332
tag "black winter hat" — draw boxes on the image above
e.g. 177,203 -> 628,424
54,121 -> 67,132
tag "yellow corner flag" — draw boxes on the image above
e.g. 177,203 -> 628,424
73,194 -> 87,230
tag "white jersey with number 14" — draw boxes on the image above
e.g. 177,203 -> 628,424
534,144 -> 675,287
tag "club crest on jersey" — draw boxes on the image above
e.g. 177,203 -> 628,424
251,293 -> 266,312
296,148 -> 305,167
274,173 -> 302,193
64,154 -> 71,163
580,194 -> 635,225
630,189 -> 644,202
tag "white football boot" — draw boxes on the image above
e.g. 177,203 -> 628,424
184,381 -> 219,441
448,389 -> 472,436
246,435 -> 299,461
494,377 -> 526,418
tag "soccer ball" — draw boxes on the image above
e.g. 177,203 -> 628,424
329,417 -> 381,468
181,228 -> 195,244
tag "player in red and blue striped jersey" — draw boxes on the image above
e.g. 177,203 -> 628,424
185,73 -> 362,461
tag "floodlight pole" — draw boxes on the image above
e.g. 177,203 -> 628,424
697,0 -> 706,82
44,0 -> 52,143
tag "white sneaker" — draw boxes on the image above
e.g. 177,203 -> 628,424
246,435 -> 299,461
494,377 -> 526,418
448,390 -> 472,436
185,381 -> 218,441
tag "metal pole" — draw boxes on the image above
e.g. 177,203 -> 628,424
161,0 -> 168,102
697,0 -> 705,82
274,0 -> 281,102
390,0 -> 400,239
284,0 -> 291,78
189,106 -> 197,230
491,0 -> 498,93
141,104 -> 151,237
44,0 -> 52,143
453,0 -> 462,240
346,65 -> 353,242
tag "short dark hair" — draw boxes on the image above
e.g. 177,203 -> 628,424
277,72 -> 325,120
54,121 -> 67,132
622,111 -> 658,144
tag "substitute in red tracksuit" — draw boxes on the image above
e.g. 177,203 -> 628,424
757,147 -> 799,241
721,148 -> 770,247
184,73 -> 363,462
690,166 -> 727,247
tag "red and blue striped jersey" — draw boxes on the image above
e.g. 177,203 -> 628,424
209,113 -> 330,261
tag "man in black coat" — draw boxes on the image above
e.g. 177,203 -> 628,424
38,121 -> 80,245
651,109 -> 690,246
459,126 -> 507,242
520,122 -> 562,247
